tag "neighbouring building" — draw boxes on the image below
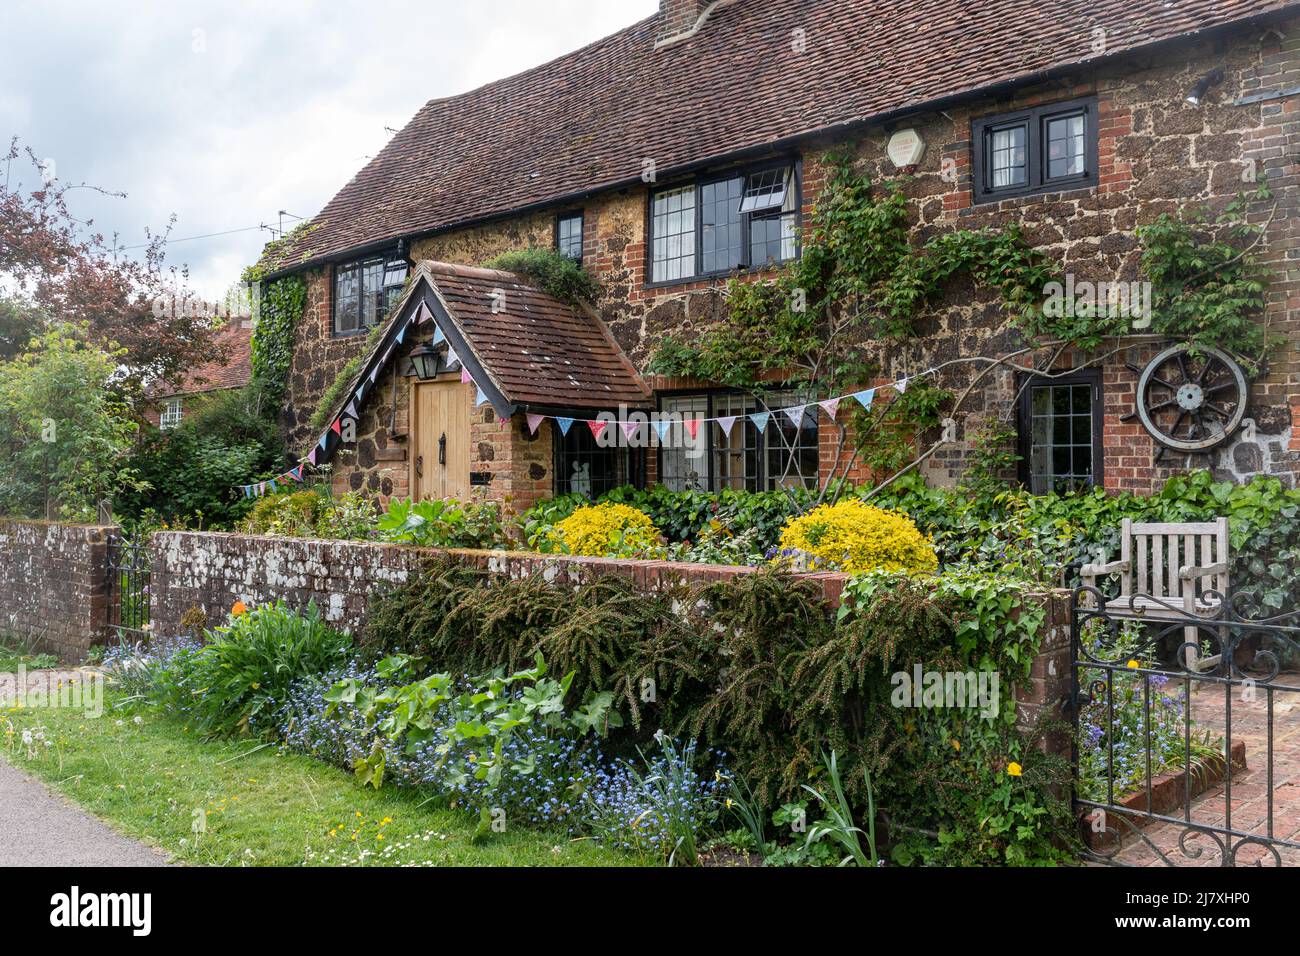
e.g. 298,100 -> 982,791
257,0 -> 1300,512
143,321 -> 254,430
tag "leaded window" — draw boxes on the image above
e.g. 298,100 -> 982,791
334,253 -> 409,335
649,162 -> 800,283
557,211 -> 584,262
1018,372 -> 1102,494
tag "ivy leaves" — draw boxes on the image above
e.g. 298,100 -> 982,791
250,275 -> 305,411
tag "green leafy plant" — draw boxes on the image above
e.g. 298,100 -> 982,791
155,601 -> 352,737
482,247 -> 601,306
376,497 -> 507,550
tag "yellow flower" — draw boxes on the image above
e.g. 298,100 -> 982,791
231,601 -> 248,617
776,499 -> 938,574
951,739 -> 961,752
550,502 -> 661,557
1126,659 -> 1140,669
725,798 -> 733,810
1007,762 -> 1023,777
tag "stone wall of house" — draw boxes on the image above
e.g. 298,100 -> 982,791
281,16 -> 1300,501
0,520 -> 113,659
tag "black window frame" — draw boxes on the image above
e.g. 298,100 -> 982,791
332,251 -> 410,337
552,419 -> 634,499
972,96 -> 1098,204
555,210 -> 584,263
1016,369 -> 1104,494
645,158 -> 802,289
655,388 -> 820,493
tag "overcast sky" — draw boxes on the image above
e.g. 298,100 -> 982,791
1,0 -> 659,297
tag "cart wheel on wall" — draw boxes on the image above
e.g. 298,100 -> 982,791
1123,344 -> 1249,458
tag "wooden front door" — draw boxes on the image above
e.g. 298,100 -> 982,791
410,378 -> 471,500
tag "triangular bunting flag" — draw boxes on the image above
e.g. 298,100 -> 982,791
784,405 -> 806,427
461,366 -> 472,385
717,415 -> 737,437
432,324 -> 445,345
415,302 -> 432,324
343,401 -> 357,420
368,365 -> 378,384
317,434 -> 329,451
395,324 -> 406,345
330,418 -> 342,436
446,347 -> 458,366
750,411 -> 771,432
476,387 -> 489,406
852,389 -> 876,412
307,447 -> 318,466
684,418 -> 700,440
895,377 -> 909,395
588,419 -> 608,441
526,413 -> 545,435
621,421 -> 640,442
556,417 -> 574,436
819,398 -> 840,420
653,420 -> 672,443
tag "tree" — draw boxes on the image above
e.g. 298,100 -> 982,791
0,325 -> 142,519
0,138 -> 215,389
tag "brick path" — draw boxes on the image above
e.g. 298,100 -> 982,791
1110,673 -> 1300,866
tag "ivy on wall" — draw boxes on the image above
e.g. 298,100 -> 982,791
248,274 -> 305,413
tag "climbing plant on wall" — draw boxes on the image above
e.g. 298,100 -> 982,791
247,274 -> 304,413
650,152 -> 1278,501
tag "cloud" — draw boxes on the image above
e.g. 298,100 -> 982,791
1,0 -> 657,296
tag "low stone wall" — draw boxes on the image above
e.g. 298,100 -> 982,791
149,530 -> 854,637
0,519 -> 114,659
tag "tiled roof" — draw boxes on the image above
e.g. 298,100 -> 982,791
424,261 -> 650,409
152,322 -> 253,398
307,261 -> 647,459
265,0 -> 1298,274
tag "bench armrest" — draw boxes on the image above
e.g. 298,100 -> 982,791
1179,562 -> 1227,580
1081,560 -> 1130,577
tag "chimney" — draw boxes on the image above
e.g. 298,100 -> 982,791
656,0 -> 708,48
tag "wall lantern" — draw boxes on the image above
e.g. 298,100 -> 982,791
407,342 -> 443,381
886,128 -> 926,169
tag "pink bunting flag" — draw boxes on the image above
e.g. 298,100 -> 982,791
330,419 -> 342,436
526,413 -> 545,435
307,447 -> 318,466
819,398 -> 840,420
588,420 -> 608,441
460,366 -> 472,385
621,420 -> 641,442
684,418 -> 701,440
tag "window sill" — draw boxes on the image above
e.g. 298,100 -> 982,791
643,260 -> 795,293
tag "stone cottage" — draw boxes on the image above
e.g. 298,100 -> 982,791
258,0 -> 1300,511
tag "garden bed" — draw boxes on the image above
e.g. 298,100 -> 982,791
1082,740 -> 1248,852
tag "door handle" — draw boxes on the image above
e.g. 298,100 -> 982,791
438,433 -> 447,466
415,455 -> 423,477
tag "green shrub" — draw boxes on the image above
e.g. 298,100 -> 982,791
157,601 -> 352,737
238,489 -> 376,540
376,497 -> 507,550
483,247 -> 601,306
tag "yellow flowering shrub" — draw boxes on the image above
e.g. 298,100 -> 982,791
776,499 -> 938,574
549,502 -> 661,557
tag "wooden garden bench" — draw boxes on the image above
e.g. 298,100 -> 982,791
1079,517 -> 1230,671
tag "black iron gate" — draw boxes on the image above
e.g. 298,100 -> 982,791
1071,586 -> 1300,866
107,531 -> 152,643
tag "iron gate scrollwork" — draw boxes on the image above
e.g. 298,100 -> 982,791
1071,585 -> 1300,866
107,531 -> 152,643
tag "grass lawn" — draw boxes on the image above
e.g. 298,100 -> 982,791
0,692 -> 642,867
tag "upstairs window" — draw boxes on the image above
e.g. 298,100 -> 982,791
972,97 -> 1097,203
556,211 -> 584,262
649,161 -> 800,284
334,253 -> 409,336
160,398 -> 183,430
